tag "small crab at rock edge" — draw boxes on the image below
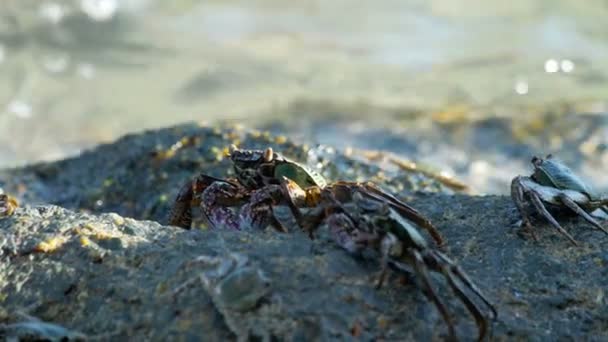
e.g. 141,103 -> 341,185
511,154 -> 608,245
168,145 -> 326,230
280,179 -> 496,341
0,193 -> 18,217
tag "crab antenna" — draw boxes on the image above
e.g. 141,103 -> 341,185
229,144 -> 238,154
264,147 -> 274,162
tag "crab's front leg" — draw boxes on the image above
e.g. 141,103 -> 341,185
238,185 -> 284,231
511,176 -> 539,241
511,176 -> 578,245
200,180 -> 251,230
169,174 -> 248,229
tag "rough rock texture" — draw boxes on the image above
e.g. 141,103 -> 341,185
1,124 -> 607,341
1,196 -> 608,341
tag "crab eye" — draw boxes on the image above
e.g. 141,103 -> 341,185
263,147 -> 274,162
229,144 -> 238,154
531,156 -> 542,166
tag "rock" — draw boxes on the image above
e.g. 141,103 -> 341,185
0,124 -> 607,340
1,196 -> 607,340
0,319 -> 86,342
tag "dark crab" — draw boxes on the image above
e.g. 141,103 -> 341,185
282,179 -> 496,341
228,144 -> 326,190
511,155 -> 608,245
168,145 -> 325,230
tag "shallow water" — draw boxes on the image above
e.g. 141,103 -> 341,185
1,0 -> 607,194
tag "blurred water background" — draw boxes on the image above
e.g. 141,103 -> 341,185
1,0 -> 607,194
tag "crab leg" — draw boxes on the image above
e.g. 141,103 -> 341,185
169,181 -> 196,228
429,251 -> 497,342
169,175 -> 244,229
437,262 -> 488,342
356,182 -> 445,247
528,191 -> 578,245
557,194 -> 608,235
376,233 -> 397,289
240,185 -> 284,231
201,181 -> 243,230
371,194 -> 444,246
432,252 -> 498,321
510,177 -> 539,241
410,250 -> 456,340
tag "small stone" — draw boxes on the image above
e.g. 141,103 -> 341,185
214,266 -> 271,312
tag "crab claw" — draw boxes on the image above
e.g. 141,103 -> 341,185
229,144 -> 238,155
169,174 -> 241,229
281,177 -> 306,206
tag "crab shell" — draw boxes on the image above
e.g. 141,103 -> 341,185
230,146 -> 327,189
531,155 -> 595,199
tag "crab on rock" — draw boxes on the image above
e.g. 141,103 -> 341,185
169,146 -> 497,340
168,145 -> 325,231
282,179 -> 496,341
511,155 -> 608,245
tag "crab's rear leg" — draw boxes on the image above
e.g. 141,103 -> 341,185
527,190 -> 578,245
409,249 -> 457,341
360,182 -> 445,247
431,252 -> 497,321
558,194 -> 608,235
425,250 -> 497,342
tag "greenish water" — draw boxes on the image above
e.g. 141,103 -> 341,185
1,0 -> 607,193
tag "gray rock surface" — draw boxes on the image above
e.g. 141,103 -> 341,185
0,124 -> 607,341
1,195 -> 607,341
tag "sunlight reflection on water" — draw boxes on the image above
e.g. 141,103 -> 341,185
1,0 -> 607,194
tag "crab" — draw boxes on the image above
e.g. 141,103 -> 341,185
0,194 -> 18,217
282,180 -> 496,341
511,155 -> 608,245
169,146 -> 496,340
168,145 -> 326,230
